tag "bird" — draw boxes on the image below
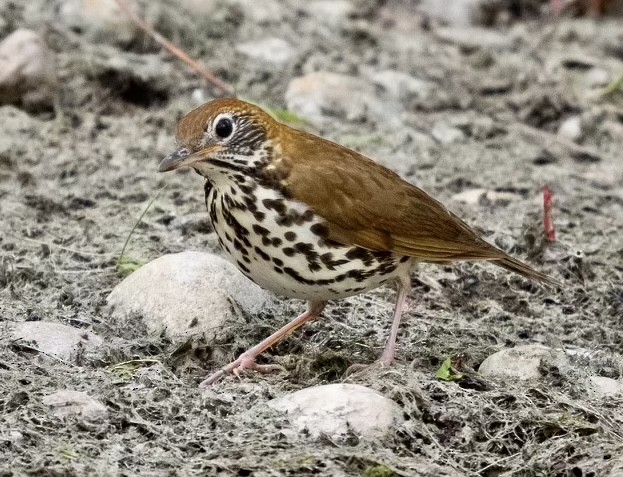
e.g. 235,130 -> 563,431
158,98 -> 558,386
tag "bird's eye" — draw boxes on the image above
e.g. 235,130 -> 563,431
214,117 -> 233,139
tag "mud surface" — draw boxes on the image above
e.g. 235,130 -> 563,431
1,1 -> 622,476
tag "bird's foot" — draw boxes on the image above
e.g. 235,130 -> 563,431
200,352 -> 286,387
344,355 -> 394,376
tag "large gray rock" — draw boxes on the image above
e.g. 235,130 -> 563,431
478,344 -> 570,381
236,38 -> 293,66
106,252 -> 273,342
285,72 -> 380,123
0,29 -> 56,109
269,383 -> 403,440
368,69 -> 434,102
10,321 -> 103,361
59,0 -> 139,45
586,376 -> 623,398
42,390 -> 108,420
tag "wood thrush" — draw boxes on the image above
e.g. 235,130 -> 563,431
159,98 -> 557,385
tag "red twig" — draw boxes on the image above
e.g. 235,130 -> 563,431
114,0 -> 234,96
543,187 -> 556,242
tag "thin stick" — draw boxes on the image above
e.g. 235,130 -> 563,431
114,0 -> 234,96
543,186 -> 556,242
117,185 -> 167,268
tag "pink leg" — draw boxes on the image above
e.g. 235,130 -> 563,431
379,278 -> 410,366
200,301 -> 327,386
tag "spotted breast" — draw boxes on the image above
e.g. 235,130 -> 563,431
204,171 -> 415,301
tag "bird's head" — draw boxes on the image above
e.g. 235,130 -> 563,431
158,98 -> 278,174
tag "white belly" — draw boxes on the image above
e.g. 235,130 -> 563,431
206,184 -> 414,301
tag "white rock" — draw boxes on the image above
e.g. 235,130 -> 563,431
369,70 -> 434,101
286,72 -> 378,123
479,344 -> 570,381
236,38 -> 293,66
419,0 -> 489,27
586,376 -> 623,398
452,188 -> 487,205
60,0 -> 138,45
557,116 -> 583,142
431,122 -> 466,144
452,188 -> 520,206
42,390 -> 108,420
10,321 -> 103,361
269,384 -> 403,440
435,27 -> 513,52
0,29 -> 56,109
304,0 -> 354,26
585,68 -> 611,89
106,252 -> 273,342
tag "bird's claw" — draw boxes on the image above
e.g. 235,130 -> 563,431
200,354 -> 286,387
344,358 -> 393,376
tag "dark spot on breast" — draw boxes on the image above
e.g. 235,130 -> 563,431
309,262 -> 322,272
276,215 -> 293,227
272,257 -> 283,267
273,266 -> 283,274
240,184 -> 256,195
283,267 -> 334,286
319,253 -> 349,270
346,247 -> 374,267
310,223 -> 329,237
253,224 -> 270,236
237,261 -> 250,273
294,242 -> 314,255
262,198 -> 286,214
283,247 -> 295,257
253,211 -> 266,222
233,239 -> 249,256
377,262 -> 397,275
271,237 -> 282,247
255,246 -> 271,261
347,269 -> 375,282
284,231 -> 297,241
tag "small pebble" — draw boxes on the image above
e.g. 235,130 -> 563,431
269,383 -> 403,440
10,321 -> 102,361
43,390 -> 108,420
479,344 -> 570,381
0,29 -> 56,110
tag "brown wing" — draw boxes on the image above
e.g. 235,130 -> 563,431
280,127 -> 557,285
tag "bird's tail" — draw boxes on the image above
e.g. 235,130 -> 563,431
494,254 -> 560,287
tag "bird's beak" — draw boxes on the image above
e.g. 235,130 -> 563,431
158,145 -> 223,172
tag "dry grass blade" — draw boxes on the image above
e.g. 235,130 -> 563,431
114,0 -> 234,96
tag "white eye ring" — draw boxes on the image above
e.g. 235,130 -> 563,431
213,113 -> 235,140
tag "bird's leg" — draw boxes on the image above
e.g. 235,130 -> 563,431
379,278 -> 410,366
345,277 -> 411,375
200,300 -> 327,386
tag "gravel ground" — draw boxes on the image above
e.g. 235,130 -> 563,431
1,1 -> 622,476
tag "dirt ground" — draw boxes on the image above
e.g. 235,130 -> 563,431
1,0 -> 622,476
